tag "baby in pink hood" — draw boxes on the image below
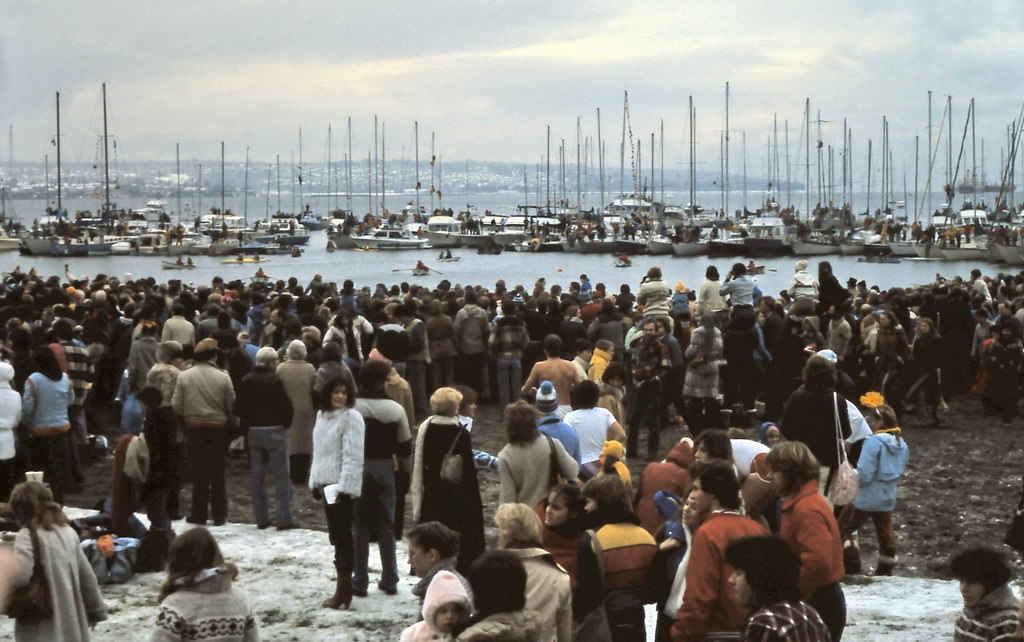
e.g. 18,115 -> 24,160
400,570 -> 472,641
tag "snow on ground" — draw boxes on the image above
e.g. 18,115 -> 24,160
0,508 -> 977,640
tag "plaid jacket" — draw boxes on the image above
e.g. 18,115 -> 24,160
61,341 -> 94,407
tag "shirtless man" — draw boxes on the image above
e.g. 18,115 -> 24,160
521,334 -> 582,417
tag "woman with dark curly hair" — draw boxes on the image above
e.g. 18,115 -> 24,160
497,400 -> 579,510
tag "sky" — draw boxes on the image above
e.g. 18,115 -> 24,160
3,0 -> 1024,190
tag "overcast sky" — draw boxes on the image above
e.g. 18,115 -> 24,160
3,0 -> 1022,188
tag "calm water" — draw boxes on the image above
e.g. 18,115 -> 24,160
0,193 -> 1006,293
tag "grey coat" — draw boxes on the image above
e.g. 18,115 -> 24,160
11,525 -> 107,641
277,359 -> 317,456
683,326 -> 723,399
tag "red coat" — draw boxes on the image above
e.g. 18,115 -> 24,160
671,511 -> 767,641
634,440 -> 693,534
779,479 -> 845,599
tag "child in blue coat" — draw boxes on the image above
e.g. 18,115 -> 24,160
838,396 -> 909,576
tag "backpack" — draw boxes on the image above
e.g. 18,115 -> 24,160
82,536 -> 140,584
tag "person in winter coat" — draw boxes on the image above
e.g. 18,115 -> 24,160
235,347 -> 296,529
766,441 -> 846,641
787,259 -> 819,316
308,375 -> 364,609
671,459 -> 766,641
454,550 -> 542,642
905,316 -> 943,427
412,386 -> 486,576
634,439 -> 693,534
171,338 -> 236,526
725,535 -> 831,642
400,570 -> 472,642
453,291 -> 490,396
872,310 -> 910,415
151,527 -> 259,641
22,346 -> 74,504
781,355 -> 852,491
817,260 -> 850,321
839,400 -> 909,577
575,475 -> 657,642
498,401 -> 579,510
637,266 -> 673,321
694,266 -> 728,323
983,316 -> 1024,424
277,339 -> 317,485
8,481 -> 107,642
540,483 -> 586,588
137,387 -> 180,531
496,503 -> 573,642
683,314 -> 723,436
950,547 -> 1018,642
0,362 -> 23,503
490,304 -> 529,408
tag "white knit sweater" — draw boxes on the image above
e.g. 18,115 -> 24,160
308,407 -> 365,498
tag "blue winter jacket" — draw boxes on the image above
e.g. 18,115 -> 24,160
852,431 -> 909,512
22,372 -> 73,435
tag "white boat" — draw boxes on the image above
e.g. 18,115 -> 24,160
0,233 -> 22,252
886,241 -> 919,257
350,225 -> 431,250
425,215 -> 462,248
671,240 -> 707,257
646,236 -> 674,255
941,238 -> 991,261
791,238 -> 839,256
992,244 -> 1024,264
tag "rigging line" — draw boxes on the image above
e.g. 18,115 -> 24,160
914,99 -> 950,222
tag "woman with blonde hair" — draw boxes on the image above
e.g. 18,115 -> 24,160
766,441 -> 846,641
7,481 -> 107,641
495,503 -> 572,642
411,387 -> 484,574
152,527 -> 259,641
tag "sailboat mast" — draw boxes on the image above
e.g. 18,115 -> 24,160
689,96 -> 695,215
804,98 -> 810,218
927,91 -> 933,216
243,147 -> 250,225
220,141 -> 225,215
785,119 -> 791,209
546,126 -> 551,210
415,121 -> 420,219
327,124 -> 333,213
381,121 -> 386,215
298,128 -> 304,215
866,139 -> 872,216
347,117 -> 353,214
620,91 -> 626,195
742,130 -> 747,212
102,83 -> 111,215
56,92 -> 62,211
175,143 -> 181,227
597,107 -> 605,213
576,117 -> 582,211
724,81 -> 730,217
660,119 -> 665,207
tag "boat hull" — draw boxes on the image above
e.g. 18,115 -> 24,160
790,241 -> 837,256
671,241 -> 706,257
941,246 -> 990,261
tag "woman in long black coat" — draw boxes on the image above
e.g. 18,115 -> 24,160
410,386 -> 485,575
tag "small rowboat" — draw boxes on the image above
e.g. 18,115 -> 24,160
412,268 -> 430,276
437,256 -> 461,262
614,259 -> 632,268
161,261 -> 196,270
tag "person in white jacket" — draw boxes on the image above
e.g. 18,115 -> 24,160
309,376 -> 364,610
0,362 -> 22,503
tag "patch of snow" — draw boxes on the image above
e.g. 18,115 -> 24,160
0,507 -> 986,641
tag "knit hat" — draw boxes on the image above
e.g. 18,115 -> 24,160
815,349 -> 838,363
193,338 -> 219,355
535,381 -> 559,414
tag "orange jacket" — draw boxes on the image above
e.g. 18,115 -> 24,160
779,479 -> 845,598
634,440 -> 693,534
671,511 -> 767,640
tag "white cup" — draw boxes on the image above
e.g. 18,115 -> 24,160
24,471 -> 44,484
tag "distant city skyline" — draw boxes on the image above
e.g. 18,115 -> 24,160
4,0 -> 1023,209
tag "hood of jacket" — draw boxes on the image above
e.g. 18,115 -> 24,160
422,570 -> 472,628
0,362 -> 12,387
457,609 -> 543,642
871,432 -> 910,481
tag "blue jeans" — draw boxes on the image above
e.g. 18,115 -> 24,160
495,356 -> 522,408
248,428 -> 292,526
352,458 -> 398,592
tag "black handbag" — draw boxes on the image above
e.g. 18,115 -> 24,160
5,528 -> 52,621
1006,475 -> 1024,551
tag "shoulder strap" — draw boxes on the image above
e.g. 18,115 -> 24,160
586,529 -> 605,579
443,424 -> 461,456
833,393 -> 846,464
545,435 -> 558,487
28,528 -> 43,574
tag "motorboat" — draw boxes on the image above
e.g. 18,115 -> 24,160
350,225 -> 431,250
742,217 -> 794,257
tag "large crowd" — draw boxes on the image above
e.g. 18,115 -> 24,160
0,258 -> 1023,641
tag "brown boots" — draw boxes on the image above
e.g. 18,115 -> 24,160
322,569 -> 353,609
